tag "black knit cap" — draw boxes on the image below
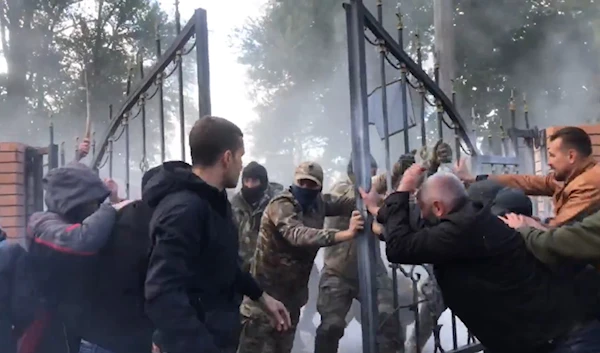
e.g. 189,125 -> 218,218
467,179 -> 504,205
491,187 -> 533,217
242,161 -> 268,184
347,153 -> 378,176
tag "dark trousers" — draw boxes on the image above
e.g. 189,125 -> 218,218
551,320 -> 600,353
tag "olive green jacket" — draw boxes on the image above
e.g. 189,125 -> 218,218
519,210 -> 600,266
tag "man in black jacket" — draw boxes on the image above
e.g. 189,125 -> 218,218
77,167 -> 161,353
143,116 -> 291,353
361,166 -> 600,353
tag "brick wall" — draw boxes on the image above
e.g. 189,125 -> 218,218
0,143 -> 27,239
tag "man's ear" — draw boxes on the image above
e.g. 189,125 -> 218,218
222,150 -> 232,165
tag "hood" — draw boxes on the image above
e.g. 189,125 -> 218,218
141,165 -> 162,195
142,161 -> 228,212
230,181 -> 284,211
43,162 -> 110,215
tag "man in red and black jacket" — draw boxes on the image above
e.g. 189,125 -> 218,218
10,161 -> 131,353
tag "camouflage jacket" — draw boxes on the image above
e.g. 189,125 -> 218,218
240,188 -> 355,316
323,180 -> 388,281
231,182 -> 284,273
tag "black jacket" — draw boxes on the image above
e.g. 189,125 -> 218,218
0,242 -> 81,353
74,200 -> 155,353
378,192 -> 593,353
143,161 -> 263,353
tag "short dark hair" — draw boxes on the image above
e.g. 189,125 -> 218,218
549,127 -> 592,157
189,116 -> 244,166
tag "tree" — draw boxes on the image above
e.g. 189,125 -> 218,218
234,0 -> 432,185
0,0 -> 200,193
237,0 -> 600,181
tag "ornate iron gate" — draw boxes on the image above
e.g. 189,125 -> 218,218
85,7 -> 211,187
344,1 -> 544,353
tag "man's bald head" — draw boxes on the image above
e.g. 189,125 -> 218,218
418,172 -> 468,222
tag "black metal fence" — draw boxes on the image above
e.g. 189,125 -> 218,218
344,1 -> 544,352
28,7 -> 210,204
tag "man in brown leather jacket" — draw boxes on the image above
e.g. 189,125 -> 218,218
455,126 -> 600,227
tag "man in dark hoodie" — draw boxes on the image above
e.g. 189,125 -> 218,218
143,116 -> 291,353
10,162 -> 131,353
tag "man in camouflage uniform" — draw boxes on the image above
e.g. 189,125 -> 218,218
237,161 -> 364,353
405,140 -> 454,353
315,153 -> 415,353
231,161 -> 284,272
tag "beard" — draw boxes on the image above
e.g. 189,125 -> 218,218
224,169 -> 241,189
553,171 -> 566,182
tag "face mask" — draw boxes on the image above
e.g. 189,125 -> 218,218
290,185 -> 320,211
241,186 -> 264,205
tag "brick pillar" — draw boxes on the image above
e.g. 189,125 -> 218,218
0,143 -> 27,239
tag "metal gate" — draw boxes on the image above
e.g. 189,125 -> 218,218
344,1 -> 544,352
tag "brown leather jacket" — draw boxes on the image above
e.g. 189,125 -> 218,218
490,159 -> 600,226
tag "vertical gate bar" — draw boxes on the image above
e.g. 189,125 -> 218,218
345,1 -> 379,352
123,66 -> 133,199
416,33 -> 426,147
434,55 -> 444,140
509,91 -> 518,162
60,142 -> 65,167
412,273 -> 421,353
397,10 -> 410,153
175,1 -> 186,160
452,84 -> 461,162
108,138 -> 114,178
451,74 -> 459,348
140,51 -> 148,169
377,1 -> 398,346
377,1 -> 392,197
156,30 -> 166,162
125,117 -> 130,199
92,132 -> 96,158
108,105 -> 114,177
48,121 -> 58,170
195,8 -> 212,118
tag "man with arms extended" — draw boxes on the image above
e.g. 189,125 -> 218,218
237,161 -> 364,353
362,165 -> 600,353
143,116 -> 291,353
231,161 -> 283,273
455,126 -> 600,227
315,153 -> 406,353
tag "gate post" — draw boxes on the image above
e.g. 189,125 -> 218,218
345,1 -> 379,352
0,143 -> 28,240
194,8 -> 211,118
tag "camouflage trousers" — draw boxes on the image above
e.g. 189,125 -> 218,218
405,270 -> 447,353
237,307 -> 301,353
314,271 -> 403,353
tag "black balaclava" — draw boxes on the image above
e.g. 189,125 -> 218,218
347,153 -> 378,182
241,161 -> 269,205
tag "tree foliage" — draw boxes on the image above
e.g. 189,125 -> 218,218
235,0 -> 600,183
0,0 -> 200,193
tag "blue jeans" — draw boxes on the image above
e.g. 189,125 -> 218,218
79,340 -> 115,353
552,320 -> 600,353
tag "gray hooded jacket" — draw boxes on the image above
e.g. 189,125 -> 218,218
27,162 -> 117,256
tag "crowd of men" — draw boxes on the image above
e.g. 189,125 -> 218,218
2,117 -> 600,353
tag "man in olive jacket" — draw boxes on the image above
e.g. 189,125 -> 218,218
504,211 -> 600,267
